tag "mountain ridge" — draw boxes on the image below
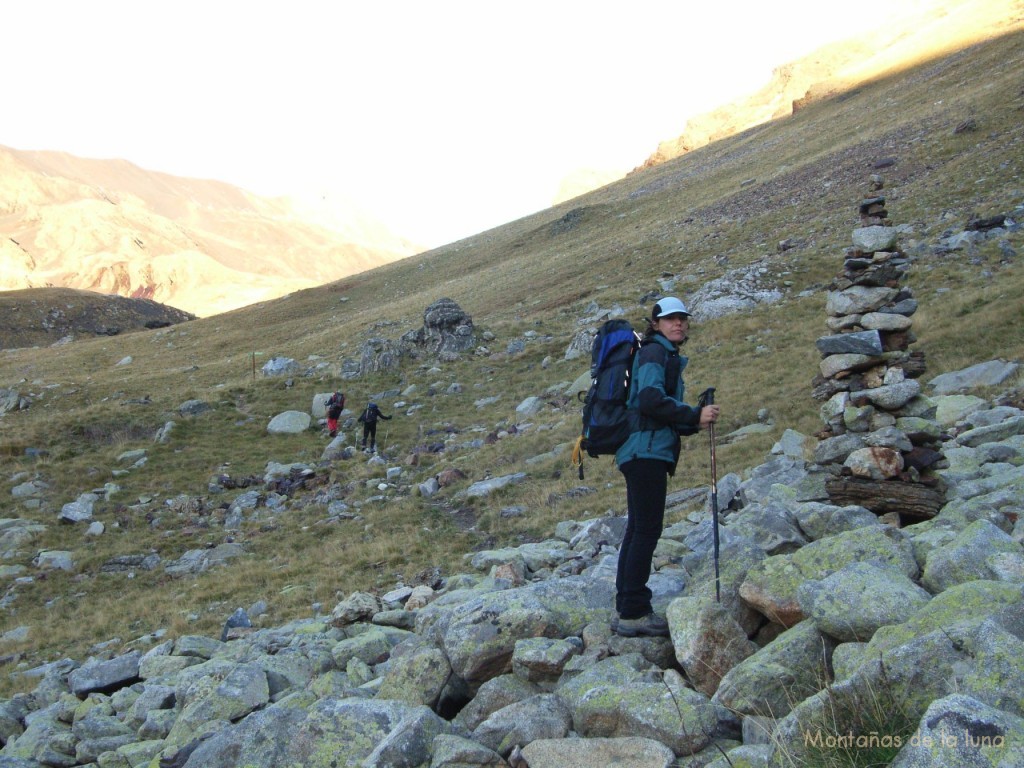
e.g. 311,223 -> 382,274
638,0 -> 1024,169
0,146 -> 419,317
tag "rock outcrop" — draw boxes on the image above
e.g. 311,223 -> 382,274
400,298 -> 478,361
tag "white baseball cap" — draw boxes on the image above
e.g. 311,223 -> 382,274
652,297 -> 690,319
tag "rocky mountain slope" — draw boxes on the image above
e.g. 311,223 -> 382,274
0,147 -> 417,317
2,355 -> 1022,767
0,3 -> 1023,767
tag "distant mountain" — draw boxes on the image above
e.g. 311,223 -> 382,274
547,0 -> 1021,201
639,0 -> 1020,169
0,147 -> 420,317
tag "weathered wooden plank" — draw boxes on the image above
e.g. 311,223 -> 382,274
826,476 -> 944,521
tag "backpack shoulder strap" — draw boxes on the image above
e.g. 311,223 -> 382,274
636,337 -> 668,365
636,340 -> 683,396
663,349 -> 683,397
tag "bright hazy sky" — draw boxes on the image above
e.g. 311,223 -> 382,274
5,0 -> 934,248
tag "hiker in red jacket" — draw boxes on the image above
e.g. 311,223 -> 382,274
326,391 -> 345,437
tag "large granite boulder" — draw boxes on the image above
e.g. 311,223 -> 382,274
400,298 -> 477,360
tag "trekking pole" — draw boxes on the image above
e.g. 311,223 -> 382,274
698,387 -> 720,603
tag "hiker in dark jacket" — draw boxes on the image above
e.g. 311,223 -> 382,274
325,391 -> 345,437
613,296 -> 720,638
358,401 -> 391,452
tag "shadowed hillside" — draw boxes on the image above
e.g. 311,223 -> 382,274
0,288 -> 194,350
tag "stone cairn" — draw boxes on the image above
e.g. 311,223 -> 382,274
810,183 -> 946,523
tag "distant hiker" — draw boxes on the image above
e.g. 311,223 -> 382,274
357,401 -> 391,452
325,391 -> 345,437
613,297 -> 719,638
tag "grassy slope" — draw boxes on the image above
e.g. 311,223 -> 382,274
0,29 -> 1022,690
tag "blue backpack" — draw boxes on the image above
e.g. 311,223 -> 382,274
572,319 -> 641,477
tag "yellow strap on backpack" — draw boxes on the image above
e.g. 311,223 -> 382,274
571,436 -> 586,480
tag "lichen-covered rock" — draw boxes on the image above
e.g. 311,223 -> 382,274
864,581 -> 1024,657
889,694 -> 1024,767
852,225 -> 899,253
826,286 -> 899,316
331,627 -> 401,669
797,562 -> 931,642
922,519 -> 1024,592
431,576 -> 615,689
960,618 -> 1024,718
471,693 -> 572,757
510,637 -> 582,689
567,666 -> 717,755
725,501 -> 808,555
521,736 -> 677,768
774,630 -> 976,763
739,553 -> 805,627
712,621 -> 835,718
790,502 -> 877,542
429,733 -> 508,767
166,662 -> 270,746
1,703 -> 76,766
182,698 -> 452,768
791,525 -> 919,581
68,653 -> 142,696
740,525 -> 918,628
330,591 -> 382,626
375,642 -> 452,708
668,597 -> 757,696
266,410 -> 312,434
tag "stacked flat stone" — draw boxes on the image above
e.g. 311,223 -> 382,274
810,191 -> 945,520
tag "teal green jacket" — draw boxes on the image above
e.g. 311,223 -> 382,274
615,332 -> 702,474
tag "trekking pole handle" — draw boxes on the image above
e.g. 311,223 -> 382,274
698,387 -> 716,408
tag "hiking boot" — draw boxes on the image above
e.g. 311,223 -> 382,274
614,613 -> 670,638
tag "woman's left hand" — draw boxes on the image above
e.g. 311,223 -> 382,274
699,405 -> 720,428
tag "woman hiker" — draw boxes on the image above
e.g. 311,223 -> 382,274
358,401 -> 391,452
613,296 -> 720,638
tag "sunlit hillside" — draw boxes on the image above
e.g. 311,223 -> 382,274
0,148 -> 419,317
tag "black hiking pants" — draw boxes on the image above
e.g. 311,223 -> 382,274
361,421 -> 378,449
616,458 -> 671,620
